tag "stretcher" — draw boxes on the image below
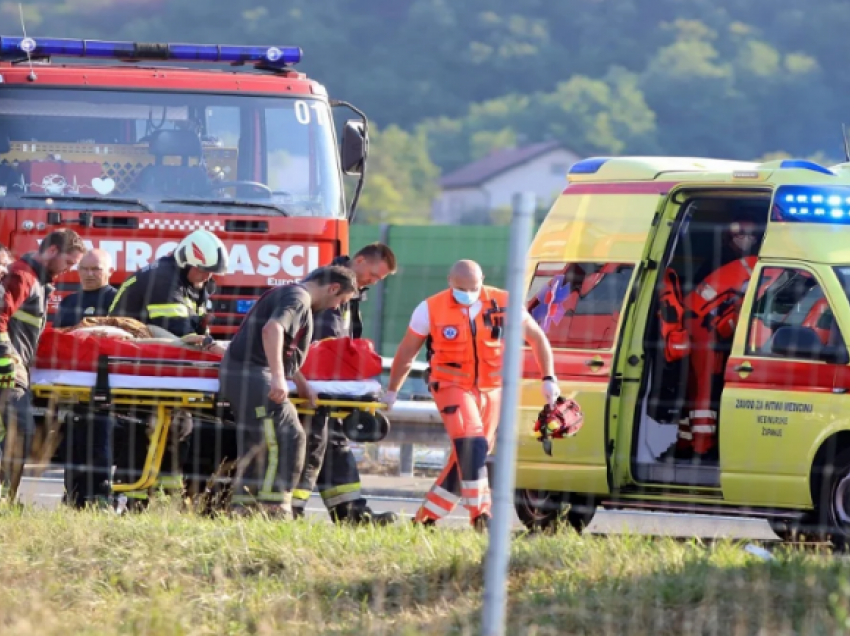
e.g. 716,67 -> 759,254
30,354 -> 390,496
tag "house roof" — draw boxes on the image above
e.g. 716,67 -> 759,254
438,140 -> 569,189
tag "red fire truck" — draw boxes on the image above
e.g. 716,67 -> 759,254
0,35 -> 368,336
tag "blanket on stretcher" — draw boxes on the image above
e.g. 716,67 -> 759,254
33,326 -> 384,381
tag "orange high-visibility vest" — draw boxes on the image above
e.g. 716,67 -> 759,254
426,285 -> 509,391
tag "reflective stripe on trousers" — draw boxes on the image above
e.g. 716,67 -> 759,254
414,385 -> 500,525
320,482 -> 362,508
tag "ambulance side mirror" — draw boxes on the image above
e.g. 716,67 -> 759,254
341,120 -> 368,176
770,326 -> 850,365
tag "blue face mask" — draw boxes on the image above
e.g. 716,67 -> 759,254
452,288 -> 480,305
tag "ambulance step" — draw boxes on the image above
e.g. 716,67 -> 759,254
633,461 -> 720,488
601,499 -> 808,521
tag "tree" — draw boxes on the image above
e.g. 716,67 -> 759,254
350,125 -> 440,225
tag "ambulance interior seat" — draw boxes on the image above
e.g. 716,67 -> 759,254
131,129 -> 211,198
0,136 -> 24,195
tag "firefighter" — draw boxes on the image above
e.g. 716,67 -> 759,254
292,242 -> 399,525
220,265 -> 358,518
385,260 -> 559,530
658,220 -> 760,461
0,229 -> 86,500
108,229 -> 229,505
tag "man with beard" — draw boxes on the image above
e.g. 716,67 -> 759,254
0,229 -> 86,500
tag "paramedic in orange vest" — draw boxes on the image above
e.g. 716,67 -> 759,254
385,260 -> 559,530
658,220 -> 760,461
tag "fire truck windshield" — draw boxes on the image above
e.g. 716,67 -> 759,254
0,87 -> 343,217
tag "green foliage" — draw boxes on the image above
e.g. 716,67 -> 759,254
351,125 -> 440,225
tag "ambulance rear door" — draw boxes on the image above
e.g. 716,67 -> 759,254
515,182 -> 664,497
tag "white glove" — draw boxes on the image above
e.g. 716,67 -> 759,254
383,390 -> 398,411
542,379 -> 560,405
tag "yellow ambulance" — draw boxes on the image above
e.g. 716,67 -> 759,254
514,156 -> 850,545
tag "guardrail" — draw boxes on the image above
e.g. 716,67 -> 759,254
382,400 -> 443,445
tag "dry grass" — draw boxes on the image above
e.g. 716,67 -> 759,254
0,501 -> 847,635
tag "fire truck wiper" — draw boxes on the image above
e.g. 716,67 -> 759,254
20,194 -> 154,212
159,199 -> 290,216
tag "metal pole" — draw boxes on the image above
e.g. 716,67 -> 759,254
481,191 -> 535,636
399,443 -> 414,477
372,223 -> 391,355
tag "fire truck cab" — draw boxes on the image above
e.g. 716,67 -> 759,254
514,156 -> 850,546
0,35 -> 368,335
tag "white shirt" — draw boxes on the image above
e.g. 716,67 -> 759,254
409,299 -> 533,336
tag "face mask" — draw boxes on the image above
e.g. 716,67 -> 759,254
452,288 -> 480,305
733,235 -> 755,252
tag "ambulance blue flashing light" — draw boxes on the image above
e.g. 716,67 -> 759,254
778,159 -> 835,176
774,185 -> 850,223
569,157 -> 610,174
0,36 -> 301,67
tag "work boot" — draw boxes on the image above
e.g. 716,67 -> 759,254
412,517 -> 437,530
330,501 -> 398,526
658,442 -> 695,464
472,513 -> 491,533
658,442 -> 719,465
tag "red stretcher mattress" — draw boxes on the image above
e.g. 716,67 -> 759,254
30,328 -> 385,397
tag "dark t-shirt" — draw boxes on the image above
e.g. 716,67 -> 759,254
223,284 -> 313,376
54,285 -> 118,328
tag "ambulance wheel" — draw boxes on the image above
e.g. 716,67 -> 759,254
514,490 -> 595,534
515,489 -> 564,532
818,448 -> 850,551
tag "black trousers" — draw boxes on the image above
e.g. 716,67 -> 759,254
293,412 -> 365,513
61,407 -> 114,507
220,366 -> 306,507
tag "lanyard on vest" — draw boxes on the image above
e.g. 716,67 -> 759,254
482,298 -> 506,341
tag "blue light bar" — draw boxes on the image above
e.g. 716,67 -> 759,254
778,159 -> 835,176
773,185 -> 850,224
569,157 -> 610,175
0,36 -> 301,67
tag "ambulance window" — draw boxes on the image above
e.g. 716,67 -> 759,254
746,267 -> 846,358
526,261 -> 635,350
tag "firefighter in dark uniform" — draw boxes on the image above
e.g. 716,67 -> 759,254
220,265 -> 358,517
0,230 -> 86,501
292,243 -> 399,525
108,229 -> 229,505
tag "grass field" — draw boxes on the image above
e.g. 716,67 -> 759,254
0,502 -> 848,636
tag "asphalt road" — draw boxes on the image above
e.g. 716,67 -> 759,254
18,472 -> 780,540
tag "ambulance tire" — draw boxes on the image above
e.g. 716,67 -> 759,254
817,448 -> 850,551
514,489 -> 595,534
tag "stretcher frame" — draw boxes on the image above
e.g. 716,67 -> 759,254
30,354 -> 388,495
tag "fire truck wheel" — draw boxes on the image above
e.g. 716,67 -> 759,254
514,489 -> 595,534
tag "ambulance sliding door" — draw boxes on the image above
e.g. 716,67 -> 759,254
515,260 -> 638,495
720,262 -> 847,507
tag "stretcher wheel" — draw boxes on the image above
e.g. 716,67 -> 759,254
342,408 -> 390,443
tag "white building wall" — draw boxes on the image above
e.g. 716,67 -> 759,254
481,148 -> 580,211
431,148 -> 581,223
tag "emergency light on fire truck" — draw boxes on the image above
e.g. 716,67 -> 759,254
0,36 -> 301,69
773,185 -> 850,222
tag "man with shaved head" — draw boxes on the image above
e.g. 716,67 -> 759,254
386,259 -> 559,531
54,248 -> 117,327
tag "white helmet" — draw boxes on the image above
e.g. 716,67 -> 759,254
174,229 -> 229,274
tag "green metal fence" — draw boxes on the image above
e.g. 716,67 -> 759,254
349,225 -> 514,357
